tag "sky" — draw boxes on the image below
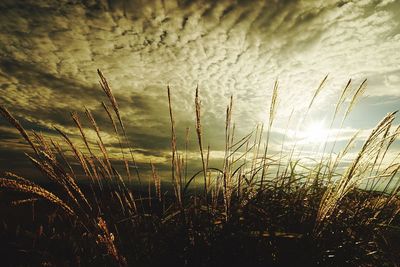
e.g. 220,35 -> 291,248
0,0 -> 400,180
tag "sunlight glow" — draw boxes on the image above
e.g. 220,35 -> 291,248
300,121 -> 329,144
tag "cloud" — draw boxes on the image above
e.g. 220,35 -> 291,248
0,0 -> 399,175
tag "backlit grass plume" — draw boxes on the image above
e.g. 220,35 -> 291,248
0,72 -> 399,266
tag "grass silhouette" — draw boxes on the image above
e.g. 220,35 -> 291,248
0,71 -> 399,266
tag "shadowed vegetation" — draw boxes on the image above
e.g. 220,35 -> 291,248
0,71 -> 399,266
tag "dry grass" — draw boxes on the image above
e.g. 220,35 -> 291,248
0,72 -> 399,266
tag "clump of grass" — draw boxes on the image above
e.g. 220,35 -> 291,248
0,72 -> 399,266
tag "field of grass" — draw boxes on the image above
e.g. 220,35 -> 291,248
0,71 -> 400,266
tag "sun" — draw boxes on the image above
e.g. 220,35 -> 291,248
301,121 -> 329,144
